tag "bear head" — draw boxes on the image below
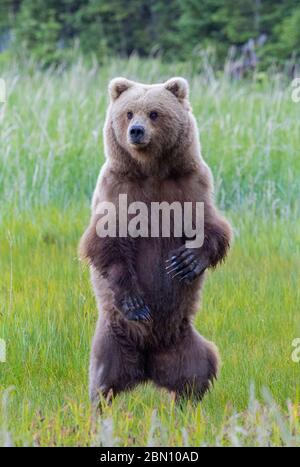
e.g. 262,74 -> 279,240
104,77 -> 200,176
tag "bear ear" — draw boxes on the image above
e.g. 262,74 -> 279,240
164,77 -> 189,100
109,77 -> 133,101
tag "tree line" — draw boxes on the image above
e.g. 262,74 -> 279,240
0,0 -> 299,68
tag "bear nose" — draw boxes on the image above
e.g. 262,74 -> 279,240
130,125 -> 145,143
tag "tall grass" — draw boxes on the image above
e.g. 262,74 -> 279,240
1,57 -> 299,216
0,57 -> 299,446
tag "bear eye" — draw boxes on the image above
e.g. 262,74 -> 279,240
149,111 -> 158,121
127,111 -> 133,120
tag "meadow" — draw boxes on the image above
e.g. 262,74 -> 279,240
0,57 -> 299,446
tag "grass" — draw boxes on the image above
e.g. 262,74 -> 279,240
0,57 -> 300,446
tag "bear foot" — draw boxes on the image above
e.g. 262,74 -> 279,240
148,328 -> 219,402
166,246 -> 208,283
120,295 -> 152,322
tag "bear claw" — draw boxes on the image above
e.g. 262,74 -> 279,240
121,295 -> 152,322
166,247 -> 208,284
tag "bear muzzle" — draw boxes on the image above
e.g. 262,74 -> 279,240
128,124 -> 148,147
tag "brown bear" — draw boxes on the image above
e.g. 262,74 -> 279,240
80,76 -> 232,404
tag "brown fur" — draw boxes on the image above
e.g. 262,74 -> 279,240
79,77 -> 232,403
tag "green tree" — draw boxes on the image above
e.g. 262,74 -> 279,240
279,6 -> 300,57
178,0 -> 226,57
1,0 -> 300,68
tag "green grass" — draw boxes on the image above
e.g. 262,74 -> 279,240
0,57 -> 300,446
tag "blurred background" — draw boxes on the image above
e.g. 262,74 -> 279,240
0,0 -> 300,74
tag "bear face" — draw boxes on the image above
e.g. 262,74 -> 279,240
106,77 -> 193,165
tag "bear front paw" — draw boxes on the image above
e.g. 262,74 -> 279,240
120,295 -> 152,322
166,246 -> 208,284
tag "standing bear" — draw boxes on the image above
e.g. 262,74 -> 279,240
80,77 -> 232,403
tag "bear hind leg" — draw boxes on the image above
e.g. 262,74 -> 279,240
89,323 -> 146,404
148,328 -> 219,402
